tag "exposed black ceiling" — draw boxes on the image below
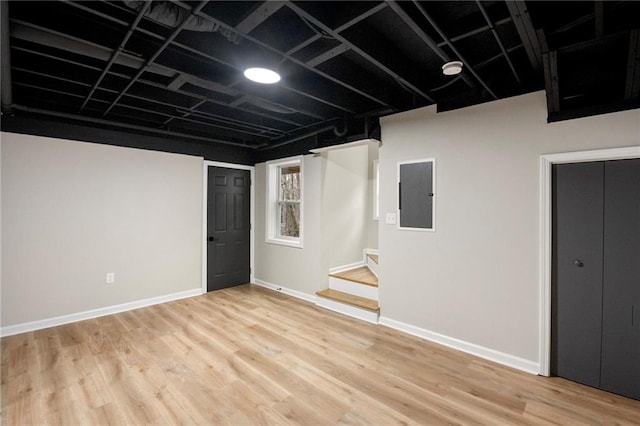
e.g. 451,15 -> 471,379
2,1 -> 639,158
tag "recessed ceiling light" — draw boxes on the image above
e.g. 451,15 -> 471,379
442,61 -> 463,76
243,67 -> 281,84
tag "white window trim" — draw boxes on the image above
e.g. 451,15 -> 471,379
266,156 -> 304,248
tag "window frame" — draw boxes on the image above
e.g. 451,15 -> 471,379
266,156 -> 304,248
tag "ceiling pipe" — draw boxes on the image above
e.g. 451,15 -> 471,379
1,1 -> 13,114
80,1 -> 151,112
11,104 -> 257,149
333,120 -> 348,137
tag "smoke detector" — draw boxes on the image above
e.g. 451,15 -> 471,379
442,61 -> 463,76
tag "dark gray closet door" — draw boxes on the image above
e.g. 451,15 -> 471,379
551,162 -> 604,388
601,158 -> 640,400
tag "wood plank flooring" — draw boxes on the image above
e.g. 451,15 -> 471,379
330,266 -> 378,287
2,284 -> 639,425
316,289 -> 380,312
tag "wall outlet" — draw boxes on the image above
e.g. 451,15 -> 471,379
385,212 -> 397,225
106,272 -> 115,284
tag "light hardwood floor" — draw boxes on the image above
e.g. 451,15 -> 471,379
2,284 -> 639,425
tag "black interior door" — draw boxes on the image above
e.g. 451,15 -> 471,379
551,162 -> 604,388
207,167 -> 250,292
601,158 -> 640,400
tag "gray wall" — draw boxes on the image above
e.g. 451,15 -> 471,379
1,132 -> 203,326
366,143 -> 379,250
254,156 -> 322,295
255,145 -> 379,296
379,91 -> 640,364
321,145 -> 370,278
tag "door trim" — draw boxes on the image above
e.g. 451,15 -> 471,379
202,161 -> 255,294
539,146 -> 640,376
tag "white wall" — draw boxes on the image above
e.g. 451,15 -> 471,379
366,143 -> 379,250
1,132 -> 203,327
254,155 -> 322,297
379,91 -> 640,366
321,145 -> 369,277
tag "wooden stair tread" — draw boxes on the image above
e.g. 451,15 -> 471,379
329,266 -> 378,287
316,289 -> 380,313
367,253 -> 379,264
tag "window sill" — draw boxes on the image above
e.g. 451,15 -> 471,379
266,237 -> 303,249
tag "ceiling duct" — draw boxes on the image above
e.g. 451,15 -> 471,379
123,1 -> 241,44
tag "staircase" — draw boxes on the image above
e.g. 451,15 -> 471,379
316,250 -> 379,323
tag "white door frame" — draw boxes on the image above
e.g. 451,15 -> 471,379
538,146 -> 640,376
202,160 -> 255,293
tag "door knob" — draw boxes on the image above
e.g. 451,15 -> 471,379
573,259 -> 584,268
208,236 -> 219,242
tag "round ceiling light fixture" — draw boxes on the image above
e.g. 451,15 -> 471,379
243,67 -> 281,84
442,60 -> 463,76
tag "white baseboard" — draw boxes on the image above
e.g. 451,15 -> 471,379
378,316 -> 540,375
1,288 -> 203,337
328,261 -> 364,275
253,279 -> 316,303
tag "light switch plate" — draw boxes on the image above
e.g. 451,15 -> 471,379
385,213 -> 397,225
106,273 -> 115,284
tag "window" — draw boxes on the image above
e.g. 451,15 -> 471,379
266,157 -> 303,247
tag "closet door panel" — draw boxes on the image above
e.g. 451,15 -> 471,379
601,158 -> 640,400
551,162 -> 604,387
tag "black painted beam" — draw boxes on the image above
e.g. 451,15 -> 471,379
287,2 -> 435,103
625,29 -> 640,100
386,0 -> 475,89
103,0 -> 210,116
505,1 -> 541,72
235,1 -> 284,34
595,1 -> 604,38
543,51 -> 560,115
411,0 -> 499,99
475,0 -> 520,84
